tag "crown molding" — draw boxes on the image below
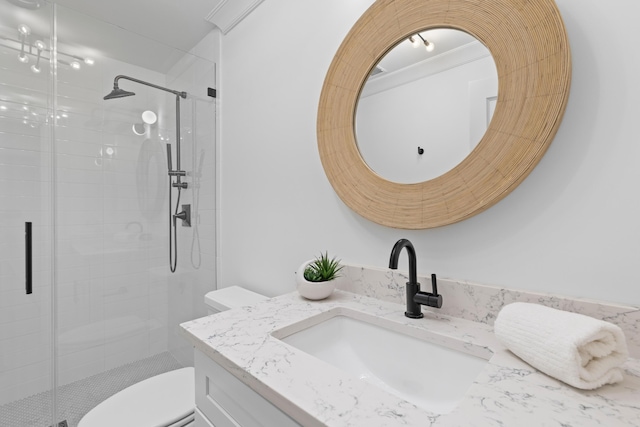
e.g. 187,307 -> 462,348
205,0 -> 265,34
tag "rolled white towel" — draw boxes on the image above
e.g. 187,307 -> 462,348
494,302 -> 629,390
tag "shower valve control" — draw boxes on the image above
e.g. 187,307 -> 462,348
174,204 -> 191,227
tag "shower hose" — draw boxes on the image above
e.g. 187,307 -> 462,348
169,183 -> 181,273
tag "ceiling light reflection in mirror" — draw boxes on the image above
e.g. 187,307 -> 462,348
355,29 -> 498,184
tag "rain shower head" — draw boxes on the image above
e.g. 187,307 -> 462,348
103,86 -> 135,100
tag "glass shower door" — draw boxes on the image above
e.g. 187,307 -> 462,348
1,1 -> 217,424
0,1 -> 56,426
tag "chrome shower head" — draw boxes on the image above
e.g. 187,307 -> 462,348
103,86 -> 135,100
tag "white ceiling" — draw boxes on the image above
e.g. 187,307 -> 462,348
54,0 -> 219,54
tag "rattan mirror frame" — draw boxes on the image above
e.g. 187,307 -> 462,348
317,0 -> 571,229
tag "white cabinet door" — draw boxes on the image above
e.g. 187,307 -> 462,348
194,349 -> 301,427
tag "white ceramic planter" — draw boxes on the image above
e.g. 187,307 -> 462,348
295,260 -> 336,300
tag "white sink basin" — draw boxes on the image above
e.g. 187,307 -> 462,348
275,309 -> 490,414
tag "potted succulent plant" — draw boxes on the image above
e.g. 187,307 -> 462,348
296,252 -> 343,300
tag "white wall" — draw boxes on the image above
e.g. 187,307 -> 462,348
218,0 -> 640,307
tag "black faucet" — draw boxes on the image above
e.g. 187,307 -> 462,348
388,238 -> 443,318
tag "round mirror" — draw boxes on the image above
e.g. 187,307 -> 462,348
317,0 -> 571,229
355,29 -> 498,183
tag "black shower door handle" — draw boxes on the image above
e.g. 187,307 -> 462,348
25,222 -> 32,295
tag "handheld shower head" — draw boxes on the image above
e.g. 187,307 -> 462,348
103,85 -> 135,100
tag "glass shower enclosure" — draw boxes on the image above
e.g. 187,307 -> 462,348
0,2 -> 217,426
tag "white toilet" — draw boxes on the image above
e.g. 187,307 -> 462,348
78,286 -> 267,427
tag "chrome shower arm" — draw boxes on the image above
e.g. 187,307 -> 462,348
113,75 -> 187,99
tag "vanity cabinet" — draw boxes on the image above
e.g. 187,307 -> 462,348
194,349 -> 301,427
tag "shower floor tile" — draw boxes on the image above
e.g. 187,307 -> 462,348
0,352 -> 184,427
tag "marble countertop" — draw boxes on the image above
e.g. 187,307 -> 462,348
180,291 -> 640,426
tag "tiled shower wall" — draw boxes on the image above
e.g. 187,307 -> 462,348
0,4 -> 217,405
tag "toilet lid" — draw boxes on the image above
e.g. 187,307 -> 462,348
78,367 -> 195,427
205,286 -> 268,312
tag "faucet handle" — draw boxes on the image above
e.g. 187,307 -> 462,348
413,274 -> 443,309
426,293 -> 443,308
429,274 -> 443,308
414,291 -> 443,309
